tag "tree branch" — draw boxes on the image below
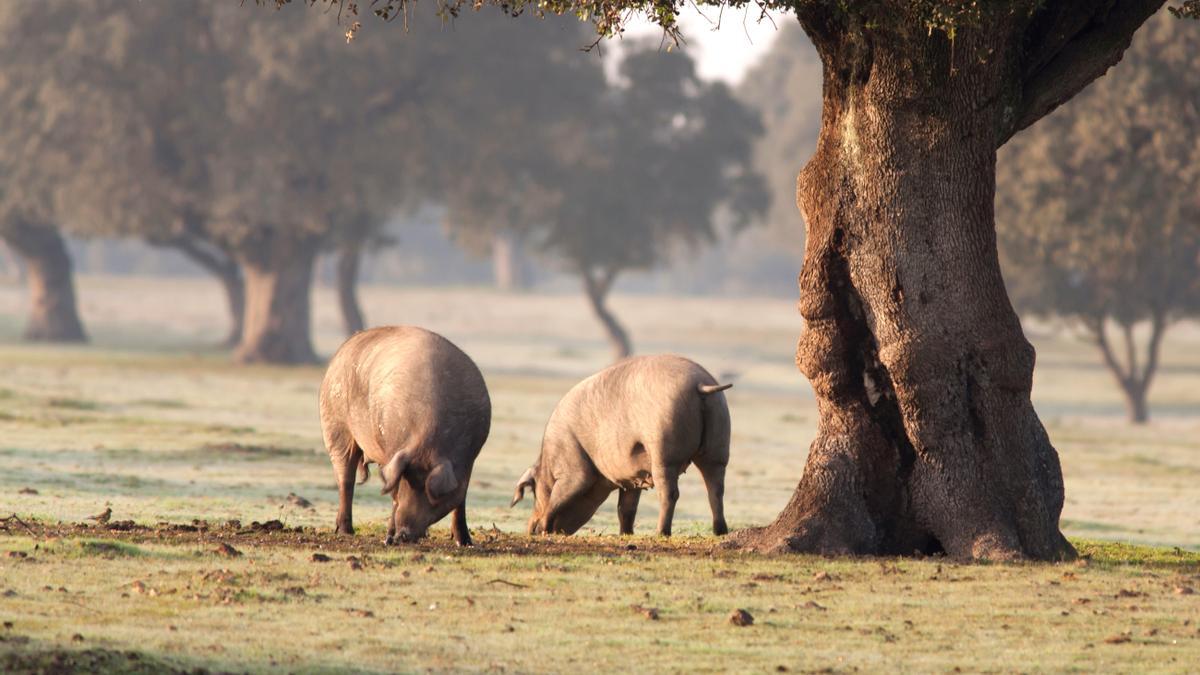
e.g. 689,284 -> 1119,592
1138,308 -> 1169,393
1091,315 -> 1133,388
1007,0 -> 1165,142
162,235 -> 238,278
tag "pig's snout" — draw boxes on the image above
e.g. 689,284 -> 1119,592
384,528 -> 423,545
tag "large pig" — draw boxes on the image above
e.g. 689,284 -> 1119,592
511,355 -> 731,537
319,326 -> 490,546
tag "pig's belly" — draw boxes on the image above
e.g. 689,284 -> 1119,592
594,444 -> 655,490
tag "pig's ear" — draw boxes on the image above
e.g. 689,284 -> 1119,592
380,450 -> 414,495
510,467 -> 536,508
424,460 -> 459,503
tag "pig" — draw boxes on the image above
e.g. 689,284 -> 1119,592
319,326 -> 490,546
510,354 -> 731,537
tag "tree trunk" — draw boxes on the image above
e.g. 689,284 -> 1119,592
582,267 -> 631,361
234,234 -> 319,365
729,10 -> 1123,561
168,237 -> 244,348
336,241 -> 366,336
1092,314 -> 1168,425
2,220 -> 87,343
492,230 -> 528,291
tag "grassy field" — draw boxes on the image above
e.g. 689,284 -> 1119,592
1,276 -> 1199,672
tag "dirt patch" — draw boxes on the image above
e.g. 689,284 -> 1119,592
0,645 -> 222,675
5,518 -> 729,559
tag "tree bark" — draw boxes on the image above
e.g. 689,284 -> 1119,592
726,6 -> 1165,561
2,219 -> 87,343
167,237 -> 244,347
234,233 -> 319,365
581,266 -> 631,361
336,241 -> 366,336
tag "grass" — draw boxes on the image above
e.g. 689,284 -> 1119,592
0,277 -> 1198,672
1,527 -> 1198,673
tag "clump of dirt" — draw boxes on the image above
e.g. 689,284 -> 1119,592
728,609 -> 754,626
213,543 -> 242,558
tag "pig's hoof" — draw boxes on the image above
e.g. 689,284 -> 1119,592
455,537 -> 474,548
384,534 -> 395,545
335,525 -> 355,536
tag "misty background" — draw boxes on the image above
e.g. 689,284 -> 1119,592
0,3 -> 1195,422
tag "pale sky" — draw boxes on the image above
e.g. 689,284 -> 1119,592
615,7 -> 787,84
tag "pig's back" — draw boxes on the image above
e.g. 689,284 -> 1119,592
563,355 -> 712,480
322,326 -> 490,463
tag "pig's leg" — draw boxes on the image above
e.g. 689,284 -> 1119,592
651,463 -> 680,537
451,503 -> 472,547
325,424 -> 361,535
617,489 -> 640,535
540,474 -> 592,534
695,460 -> 728,536
385,500 -> 398,545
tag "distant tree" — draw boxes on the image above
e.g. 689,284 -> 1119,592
532,48 -> 766,359
0,2 -> 115,342
997,10 -> 1200,424
45,3 -> 441,359
437,17 -> 605,293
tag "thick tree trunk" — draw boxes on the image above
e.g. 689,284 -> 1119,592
234,234 -> 319,365
336,242 -> 366,336
3,220 -> 87,343
168,237 -> 244,348
732,12 -> 1104,561
582,267 -> 631,361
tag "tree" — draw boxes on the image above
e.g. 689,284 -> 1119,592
542,47 -> 766,359
0,2 -> 114,342
997,11 -> 1200,424
50,2 -> 251,346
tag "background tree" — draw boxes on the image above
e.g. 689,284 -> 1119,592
54,2 -> 251,346
305,0 -> 1193,560
0,2 -> 122,342
536,47 -> 766,359
997,10 -> 1200,424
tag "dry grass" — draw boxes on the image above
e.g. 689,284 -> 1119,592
0,276 -> 1199,672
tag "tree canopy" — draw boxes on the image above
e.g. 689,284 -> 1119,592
997,9 -> 1200,423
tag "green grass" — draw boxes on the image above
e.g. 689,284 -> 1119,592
0,279 -> 1199,671
2,530 -> 1198,673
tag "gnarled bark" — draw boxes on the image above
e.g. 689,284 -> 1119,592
581,266 -> 631,361
234,232 -> 319,365
733,4 -> 1159,561
2,219 -> 87,343
336,240 -> 366,336
166,236 -> 244,347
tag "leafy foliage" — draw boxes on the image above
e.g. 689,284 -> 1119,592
997,10 -> 1200,420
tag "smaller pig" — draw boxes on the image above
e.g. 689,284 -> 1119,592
511,354 -> 731,537
320,326 -> 491,546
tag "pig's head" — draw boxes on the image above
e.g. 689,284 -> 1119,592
380,449 -> 459,543
510,463 -> 554,534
